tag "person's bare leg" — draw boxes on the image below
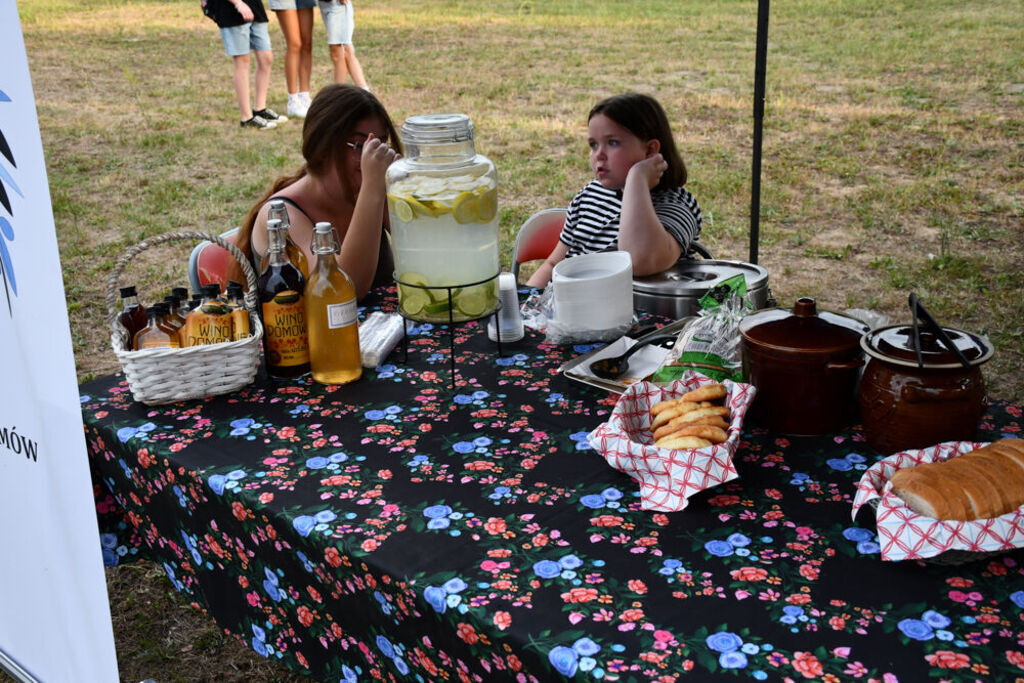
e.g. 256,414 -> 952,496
297,8 -> 314,93
343,44 -> 367,89
233,53 -> 253,121
275,9 -> 301,95
253,49 -> 273,111
329,43 -> 348,83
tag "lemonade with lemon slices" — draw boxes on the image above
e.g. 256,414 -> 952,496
386,113 -> 500,323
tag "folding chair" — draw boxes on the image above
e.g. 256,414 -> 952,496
187,226 -> 243,293
511,209 -> 566,284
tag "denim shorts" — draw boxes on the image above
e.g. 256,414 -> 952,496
268,0 -> 316,10
318,0 -> 354,45
220,21 -> 272,57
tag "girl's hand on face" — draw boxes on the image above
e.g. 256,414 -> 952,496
629,153 -> 668,190
360,134 -> 401,182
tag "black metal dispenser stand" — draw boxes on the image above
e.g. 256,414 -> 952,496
395,272 -> 504,388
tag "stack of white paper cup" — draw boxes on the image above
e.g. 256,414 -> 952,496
487,272 -> 525,342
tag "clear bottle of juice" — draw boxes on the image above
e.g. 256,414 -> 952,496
261,199 -> 310,278
133,303 -> 181,350
225,280 -> 251,340
258,218 -> 310,377
385,113 -> 499,322
118,285 -> 147,341
182,284 -> 234,346
305,221 -> 361,385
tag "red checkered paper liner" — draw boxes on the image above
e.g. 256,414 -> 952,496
851,440 -> 1024,561
588,372 -> 756,512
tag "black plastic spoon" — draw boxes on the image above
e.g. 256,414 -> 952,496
589,331 -> 680,380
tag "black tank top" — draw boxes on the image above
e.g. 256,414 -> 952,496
271,196 -> 394,291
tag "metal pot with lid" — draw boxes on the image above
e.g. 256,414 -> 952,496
739,297 -> 869,436
633,259 -> 770,319
858,321 -> 993,454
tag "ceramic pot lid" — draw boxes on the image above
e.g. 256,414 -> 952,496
739,298 -> 868,353
632,259 -> 768,296
861,324 -> 993,369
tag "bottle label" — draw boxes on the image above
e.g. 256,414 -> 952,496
326,298 -> 358,329
231,309 -> 250,340
138,337 -> 179,349
262,291 -> 309,367
182,313 -> 234,346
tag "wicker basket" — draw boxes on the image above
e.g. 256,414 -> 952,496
864,497 -> 1013,566
106,230 -> 263,405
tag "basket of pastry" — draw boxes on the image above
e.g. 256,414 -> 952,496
851,438 -> 1024,563
588,371 -> 756,512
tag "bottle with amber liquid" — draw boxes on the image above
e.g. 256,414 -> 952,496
305,221 -> 361,385
118,285 -> 147,342
225,280 -> 251,340
163,295 -> 187,330
260,199 -> 310,278
171,287 -> 189,310
133,303 -> 181,350
182,284 -> 234,346
258,218 -> 310,377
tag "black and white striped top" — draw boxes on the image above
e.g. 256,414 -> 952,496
559,181 -> 703,258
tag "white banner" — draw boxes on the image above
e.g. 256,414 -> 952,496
0,4 -> 119,681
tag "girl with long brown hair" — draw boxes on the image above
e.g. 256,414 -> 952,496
237,84 -> 401,298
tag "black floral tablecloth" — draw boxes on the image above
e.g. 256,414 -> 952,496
81,288 -> 1024,682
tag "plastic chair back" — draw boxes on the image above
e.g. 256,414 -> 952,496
512,209 -> 566,284
188,227 -> 242,293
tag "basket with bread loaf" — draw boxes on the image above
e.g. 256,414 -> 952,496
588,371 -> 756,512
851,438 -> 1024,563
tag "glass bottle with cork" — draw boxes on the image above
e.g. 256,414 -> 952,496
258,218 -> 310,377
118,285 -> 147,342
163,294 -> 187,332
262,199 -> 310,279
305,221 -> 361,385
134,302 -> 181,350
225,280 -> 251,340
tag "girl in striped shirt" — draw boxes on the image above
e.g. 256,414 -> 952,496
526,93 -> 702,288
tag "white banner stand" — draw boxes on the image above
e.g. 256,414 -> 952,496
0,4 -> 119,681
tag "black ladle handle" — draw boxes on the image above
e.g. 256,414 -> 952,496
909,293 -> 925,369
908,293 -> 972,368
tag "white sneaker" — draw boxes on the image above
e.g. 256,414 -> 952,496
287,98 -> 309,119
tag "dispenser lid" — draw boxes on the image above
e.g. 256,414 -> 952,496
401,114 -> 474,143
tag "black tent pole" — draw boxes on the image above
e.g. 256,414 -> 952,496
750,0 -> 769,264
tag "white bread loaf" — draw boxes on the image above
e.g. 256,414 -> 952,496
889,438 -> 1024,520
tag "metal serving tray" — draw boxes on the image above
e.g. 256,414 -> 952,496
559,317 -> 695,394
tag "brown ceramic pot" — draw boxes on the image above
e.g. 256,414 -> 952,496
739,298 -> 870,436
858,325 -> 993,454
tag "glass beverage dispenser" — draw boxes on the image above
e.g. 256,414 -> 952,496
386,113 -> 499,323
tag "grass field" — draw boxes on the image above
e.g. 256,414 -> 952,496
16,0 -> 1024,679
